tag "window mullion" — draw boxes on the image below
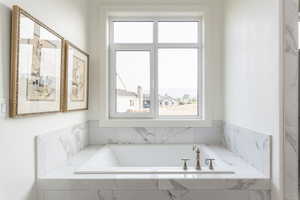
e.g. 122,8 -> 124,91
157,43 -> 199,48
153,20 -> 159,119
109,46 -> 117,117
198,21 -> 203,119
111,43 -> 153,50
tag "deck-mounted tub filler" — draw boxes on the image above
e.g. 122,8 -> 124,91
36,130 -> 271,200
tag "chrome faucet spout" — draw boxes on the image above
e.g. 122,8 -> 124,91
195,147 -> 201,170
192,144 -> 201,170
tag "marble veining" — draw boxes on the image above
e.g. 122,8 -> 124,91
36,143 -> 271,200
37,145 -> 270,188
97,190 -> 104,200
166,190 -> 177,200
228,179 -> 259,190
89,120 -> 270,178
222,123 -> 271,177
36,121 -> 272,200
248,190 -> 270,200
285,23 -> 298,55
36,122 -> 88,176
59,123 -> 88,159
283,0 -> 299,199
286,126 -> 298,153
37,120 -> 271,179
53,189 -> 270,200
168,180 -> 189,192
88,120 -> 223,145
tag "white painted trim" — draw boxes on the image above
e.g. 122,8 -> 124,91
98,4 -> 215,127
271,0 -> 284,199
109,17 -> 204,120
110,16 -> 202,21
157,43 -> 199,48
198,17 -> 203,119
99,119 -> 212,127
153,19 -> 159,119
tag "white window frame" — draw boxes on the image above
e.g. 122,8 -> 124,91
109,17 -> 204,120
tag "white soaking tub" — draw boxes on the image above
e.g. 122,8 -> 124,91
75,144 -> 234,174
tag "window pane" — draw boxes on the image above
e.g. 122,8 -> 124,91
158,22 -> 198,43
115,51 -> 151,113
113,22 -> 153,43
158,49 -> 198,116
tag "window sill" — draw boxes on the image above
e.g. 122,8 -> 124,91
99,119 -> 212,128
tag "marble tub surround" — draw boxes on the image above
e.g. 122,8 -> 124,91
38,189 -> 270,200
222,123 -> 271,177
283,0 -> 299,199
37,121 -> 271,177
74,144 -> 236,174
88,120 -> 223,145
88,120 -> 271,177
97,190 -> 269,200
37,145 -> 271,200
36,122 -> 89,177
37,145 -> 269,182
36,121 -> 272,200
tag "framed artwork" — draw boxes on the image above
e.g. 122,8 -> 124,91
10,5 -> 64,117
62,41 -> 89,112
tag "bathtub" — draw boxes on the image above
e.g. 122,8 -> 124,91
75,144 -> 234,174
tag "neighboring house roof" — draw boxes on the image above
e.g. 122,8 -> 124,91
159,95 -> 176,102
117,89 -> 138,97
143,94 -> 176,102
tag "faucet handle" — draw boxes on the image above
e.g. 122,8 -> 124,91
181,158 -> 190,170
205,158 -> 215,170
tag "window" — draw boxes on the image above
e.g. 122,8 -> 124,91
109,18 -> 203,119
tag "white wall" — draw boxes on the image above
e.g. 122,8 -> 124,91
88,0 -> 224,123
0,0 -> 90,200
223,0 -> 280,135
223,0 -> 282,199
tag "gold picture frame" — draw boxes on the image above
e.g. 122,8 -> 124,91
62,41 -> 89,112
10,5 -> 64,117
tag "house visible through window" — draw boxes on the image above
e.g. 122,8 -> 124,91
109,18 -> 203,119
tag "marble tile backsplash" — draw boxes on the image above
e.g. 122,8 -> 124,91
36,122 -> 88,176
88,120 -> 223,145
222,123 -> 271,177
283,0 -> 299,199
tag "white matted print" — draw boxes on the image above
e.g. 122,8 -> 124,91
10,6 -> 64,117
63,41 -> 89,111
